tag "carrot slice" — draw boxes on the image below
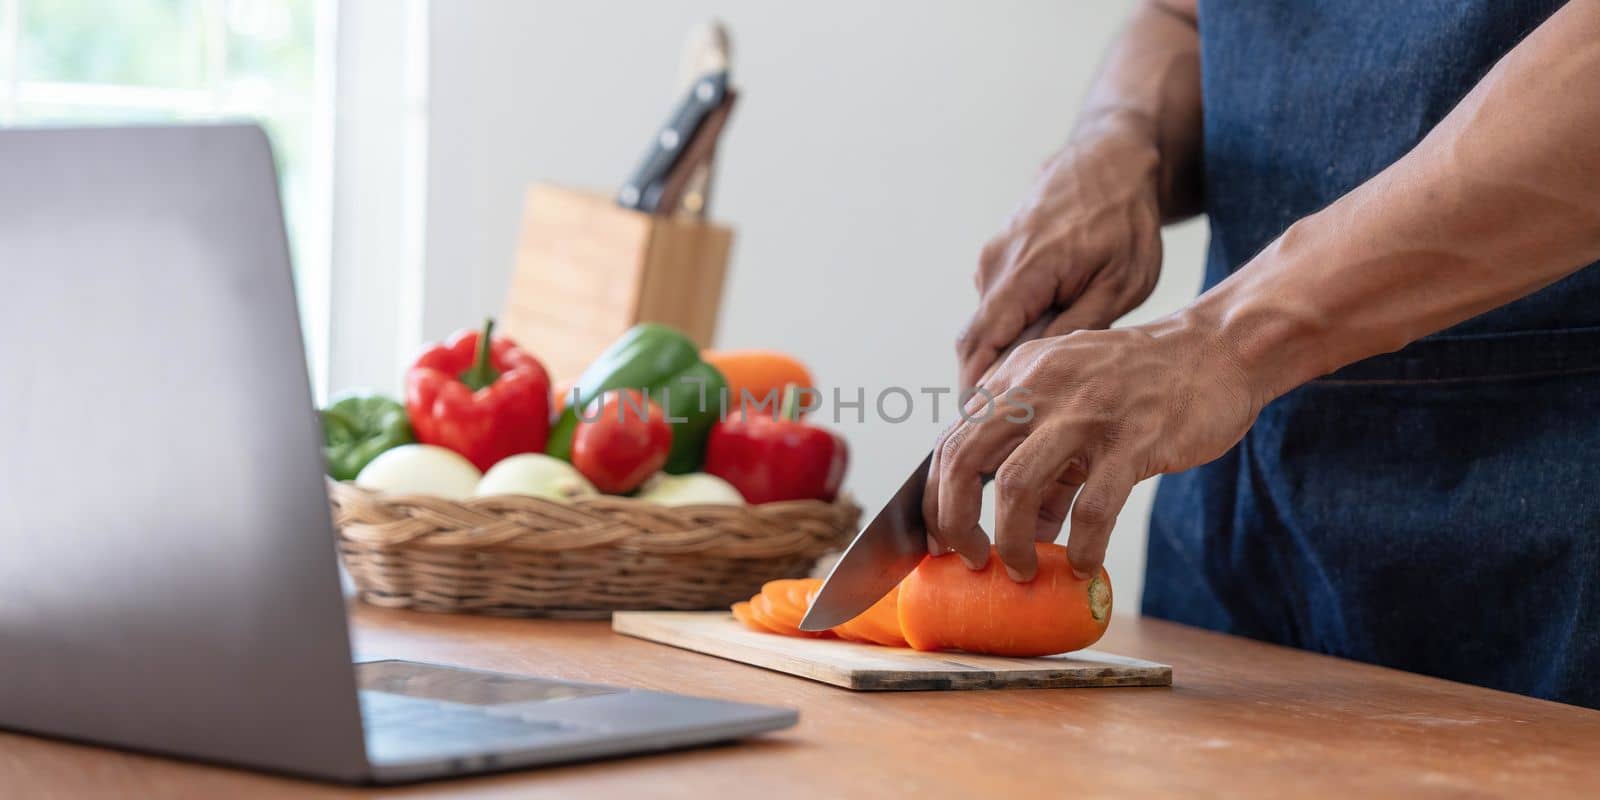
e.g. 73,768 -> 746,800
754,579 -> 829,638
851,586 -> 910,647
784,579 -> 822,614
757,593 -> 829,638
797,583 -> 908,647
732,600 -> 781,634
758,579 -> 817,628
804,585 -> 876,644
832,627 -> 875,644
749,594 -> 795,634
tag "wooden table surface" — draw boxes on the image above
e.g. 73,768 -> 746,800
3,604 -> 1596,799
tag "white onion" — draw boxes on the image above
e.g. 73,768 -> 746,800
475,454 -> 598,501
355,444 -> 482,499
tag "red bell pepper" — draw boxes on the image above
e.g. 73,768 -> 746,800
704,385 -> 848,504
571,389 -> 672,494
405,319 -> 551,472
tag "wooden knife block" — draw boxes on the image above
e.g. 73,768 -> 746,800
501,184 -> 733,382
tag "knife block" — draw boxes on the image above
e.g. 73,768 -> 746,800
501,184 -> 734,382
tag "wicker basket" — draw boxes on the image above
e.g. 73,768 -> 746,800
329,481 -> 861,618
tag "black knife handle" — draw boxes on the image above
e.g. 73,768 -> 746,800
618,70 -> 729,213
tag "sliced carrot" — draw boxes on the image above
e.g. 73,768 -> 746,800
759,579 -> 818,627
847,585 -> 909,647
781,578 -> 822,617
728,550 -> 1114,658
803,585 -> 876,644
792,583 -> 908,647
751,592 -> 827,638
748,594 -> 792,634
732,600 -> 781,634
828,616 -> 873,643
756,578 -> 831,638
831,627 -> 875,644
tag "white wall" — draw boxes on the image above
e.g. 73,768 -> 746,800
420,0 -> 1207,609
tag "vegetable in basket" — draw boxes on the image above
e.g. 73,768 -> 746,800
355,444 -> 482,499
320,392 -> 413,481
704,385 -> 848,504
636,472 -> 745,506
571,389 -> 672,494
405,318 -> 552,472
546,323 -> 727,474
475,453 -> 598,501
701,349 -> 814,416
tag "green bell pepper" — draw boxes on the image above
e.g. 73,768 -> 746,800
321,392 -> 415,480
547,323 -> 728,474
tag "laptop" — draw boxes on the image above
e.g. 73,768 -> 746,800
0,124 -> 795,784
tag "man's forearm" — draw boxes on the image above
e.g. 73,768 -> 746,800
1188,0 -> 1600,404
1072,0 -> 1204,221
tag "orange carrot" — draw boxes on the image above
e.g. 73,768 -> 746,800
898,543 -> 1111,657
703,350 -> 815,415
551,380 -> 573,415
732,601 -> 780,634
729,548 -> 1109,657
776,579 -> 818,617
731,579 -> 905,647
803,585 -> 871,644
751,579 -> 829,638
749,594 -> 801,635
822,585 -> 908,647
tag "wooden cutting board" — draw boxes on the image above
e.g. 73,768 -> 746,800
612,611 -> 1172,691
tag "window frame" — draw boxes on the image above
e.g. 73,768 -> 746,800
0,0 -> 339,399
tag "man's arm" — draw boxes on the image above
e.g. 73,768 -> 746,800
1075,0 -> 1204,221
926,0 -> 1600,581
1201,0 -> 1600,404
955,0 -> 1203,388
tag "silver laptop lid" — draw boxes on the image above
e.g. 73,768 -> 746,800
0,124 -> 368,782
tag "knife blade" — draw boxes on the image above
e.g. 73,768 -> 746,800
799,452 -> 933,631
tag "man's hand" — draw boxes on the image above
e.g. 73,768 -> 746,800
926,315 -> 1260,581
954,0 -> 1203,389
956,120 -> 1166,389
930,0 -> 1216,581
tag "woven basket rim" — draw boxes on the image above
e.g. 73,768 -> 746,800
327,479 -> 862,555
329,477 -> 862,616
327,478 -> 857,515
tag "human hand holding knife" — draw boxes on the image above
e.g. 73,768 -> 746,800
801,317 -> 1056,631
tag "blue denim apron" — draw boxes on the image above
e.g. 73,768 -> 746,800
1145,0 -> 1600,707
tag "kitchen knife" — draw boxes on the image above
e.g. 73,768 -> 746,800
649,89 -> 736,216
799,452 -> 933,631
674,20 -> 731,217
799,314 -> 1060,632
617,70 -> 730,214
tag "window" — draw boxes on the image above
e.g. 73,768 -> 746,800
0,0 -> 336,396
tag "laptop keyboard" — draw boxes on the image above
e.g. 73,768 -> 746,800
360,691 -> 572,750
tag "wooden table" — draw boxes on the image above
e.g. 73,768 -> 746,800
2,605 -> 1596,799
